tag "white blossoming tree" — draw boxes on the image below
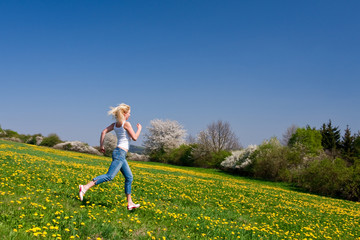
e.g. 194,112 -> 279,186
220,145 -> 258,172
144,119 -> 187,154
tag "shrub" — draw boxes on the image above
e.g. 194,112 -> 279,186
277,142 -> 311,182
191,145 -> 209,167
3,129 -> 20,138
19,134 -> 32,143
167,144 -> 195,166
40,134 -> 62,147
296,157 -> 353,200
220,145 -> 258,174
193,149 -> 230,168
27,134 -> 43,145
148,144 -> 197,166
348,159 -> 360,201
251,137 -> 290,181
210,150 -> 232,168
149,148 -> 167,163
63,143 -> 72,151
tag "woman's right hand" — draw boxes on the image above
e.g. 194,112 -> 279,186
100,146 -> 105,153
137,123 -> 142,130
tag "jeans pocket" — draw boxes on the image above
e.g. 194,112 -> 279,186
120,151 -> 127,160
112,149 -> 120,160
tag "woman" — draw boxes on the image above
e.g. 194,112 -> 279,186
79,103 -> 142,210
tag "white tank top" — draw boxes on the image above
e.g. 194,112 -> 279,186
113,122 -> 131,150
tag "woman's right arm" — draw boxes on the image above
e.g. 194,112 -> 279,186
100,123 -> 115,153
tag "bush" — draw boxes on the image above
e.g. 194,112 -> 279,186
148,144 -> 197,166
3,129 -> 20,138
348,159 -> 360,201
40,134 -> 62,147
18,134 -> 32,143
296,157 -> 354,200
149,148 -> 167,163
167,144 -> 195,166
27,134 -> 43,145
251,138 -> 290,181
63,143 -> 72,151
192,147 -> 231,168
210,150 -> 232,168
220,145 -> 257,174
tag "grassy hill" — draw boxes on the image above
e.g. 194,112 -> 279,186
0,139 -> 359,240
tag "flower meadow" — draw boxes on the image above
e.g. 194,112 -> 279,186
0,140 -> 359,240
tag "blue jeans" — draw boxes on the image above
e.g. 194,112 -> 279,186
93,148 -> 133,194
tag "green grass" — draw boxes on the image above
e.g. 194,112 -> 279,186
0,139 -> 359,240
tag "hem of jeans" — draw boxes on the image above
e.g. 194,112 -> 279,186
93,178 -> 99,185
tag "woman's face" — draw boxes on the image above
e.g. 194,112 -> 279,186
124,110 -> 131,120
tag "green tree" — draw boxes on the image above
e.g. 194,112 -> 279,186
288,125 -> 322,154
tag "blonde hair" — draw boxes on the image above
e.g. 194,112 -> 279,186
108,103 -> 131,124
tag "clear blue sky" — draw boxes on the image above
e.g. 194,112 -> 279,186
1,1 -> 359,147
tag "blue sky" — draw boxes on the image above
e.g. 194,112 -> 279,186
1,1 -> 359,147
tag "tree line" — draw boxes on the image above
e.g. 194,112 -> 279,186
142,119 -> 360,201
2,119 -> 360,201
0,126 -> 62,147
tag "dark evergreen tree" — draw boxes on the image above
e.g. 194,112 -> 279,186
341,125 -> 354,164
353,131 -> 360,159
319,120 -> 341,155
